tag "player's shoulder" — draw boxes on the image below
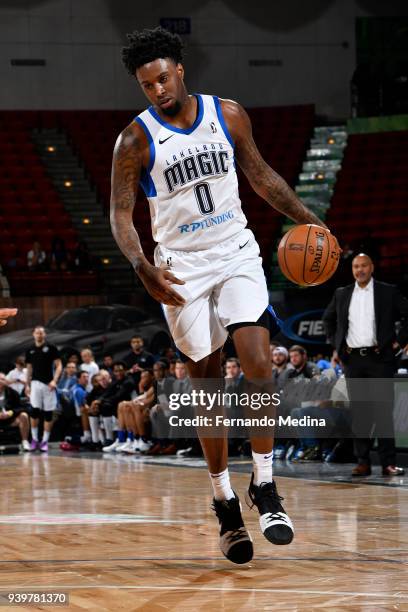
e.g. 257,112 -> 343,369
217,97 -> 246,116
114,119 -> 147,153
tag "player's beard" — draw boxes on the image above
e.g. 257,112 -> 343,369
161,99 -> 182,117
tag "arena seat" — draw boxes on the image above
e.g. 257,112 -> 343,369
0,112 -> 85,294
327,130 -> 408,282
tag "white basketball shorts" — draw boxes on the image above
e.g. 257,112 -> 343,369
154,228 -> 269,362
30,380 -> 57,412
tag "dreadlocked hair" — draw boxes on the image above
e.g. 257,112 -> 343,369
122,26 -> 185,75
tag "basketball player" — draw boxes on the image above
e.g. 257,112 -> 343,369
110,27 -> 329,564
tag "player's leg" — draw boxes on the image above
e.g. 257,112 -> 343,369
185,349 -> 253,564
38,383 -> 57,452
13,412 -> 30,451
29,381 -> 41,450
41,409 -> 54,451
231,324 -> 294,545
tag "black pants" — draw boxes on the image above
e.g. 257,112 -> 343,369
344,351 -> 396,467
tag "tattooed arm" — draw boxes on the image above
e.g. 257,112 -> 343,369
110,123 -> 185,306
222,100 -> 327,228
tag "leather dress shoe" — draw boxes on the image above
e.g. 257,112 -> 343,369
382,465 -> 405,476
351,464 -> 371,477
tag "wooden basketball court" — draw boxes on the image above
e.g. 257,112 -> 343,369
0,453 -> 407,610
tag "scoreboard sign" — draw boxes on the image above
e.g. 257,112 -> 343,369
160,18 -> 191,35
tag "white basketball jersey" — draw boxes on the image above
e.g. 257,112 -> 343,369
135,94 -> 247,251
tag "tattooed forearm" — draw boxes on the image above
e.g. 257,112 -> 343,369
222,99 -> 326,228
250,159 -> 326,227
110,125 -> 150,271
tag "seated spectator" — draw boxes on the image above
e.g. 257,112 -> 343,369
6,356 -> 27,397
99,354 -> 114,374
115,370 -> 155,454
50,236 -> 68,271
72,371 -> 91,445
0,373 -> 30,451
71,240 -> 93,271
85,370 -> 112,448
79,348 -> 99,392
315,353 -> 331,372
57,361 -> 77,413
287,345 -> 320,380
27,241 -> 47,271
271,346 -> 292,390
101,362 -> 136,453
66,352 -> 80,367
148,361 -> 176,455
290,374 -> 352,462
168,358 -> 177,377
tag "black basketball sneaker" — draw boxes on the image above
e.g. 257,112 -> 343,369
246,474 -> 294,545
212,493 -> 253,564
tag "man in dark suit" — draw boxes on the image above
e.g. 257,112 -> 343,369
322,253 -> 408,476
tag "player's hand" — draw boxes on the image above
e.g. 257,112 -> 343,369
137,263 -> 186,307
25,385 -> 31,397
48,380 -> 57,390
0,308 -> 17,327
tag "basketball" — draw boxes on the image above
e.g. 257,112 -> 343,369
278,224 -> 340,286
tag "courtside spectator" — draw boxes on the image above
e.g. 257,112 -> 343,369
102,362 -> 136,452
79,348 -> 99,392
25,326 -> 62,452
0,373 -> 30,452
117,370 -> 155,454
85,371 -> 112,448
99,354 -> 114,374
124,336 -> 155,373
288,346 -> 320,380
6,357 -> 27,397
73,371 -> 90,444
57,361 -> 77,413
86,370 -> 113,446
271,347 -> 292,389
148,361 -> 176,455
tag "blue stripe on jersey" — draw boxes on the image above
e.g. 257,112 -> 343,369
267,303 -> 282,336
213,96 -> 235,149
148,94 -> 204,134
134,116 -> 157,197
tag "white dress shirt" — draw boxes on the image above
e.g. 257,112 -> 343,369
346,278 -> 377,348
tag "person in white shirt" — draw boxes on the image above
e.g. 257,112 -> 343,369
79,348 -> 99,393
6,356 -> 27,396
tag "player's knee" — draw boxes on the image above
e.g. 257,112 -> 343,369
244,357 -> 271,381
19,412 -> 29,424
30,408 -> 41,419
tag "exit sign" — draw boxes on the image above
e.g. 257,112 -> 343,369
160,18 -> 191,35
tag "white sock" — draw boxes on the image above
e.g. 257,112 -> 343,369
209,468 -> 234,501
31,427 -> 39,442
82,430 -> 91,441
252,450 -> 273,486
42,430 -> 50,443
89,416 -> 100,443
103,417 -> 113,440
